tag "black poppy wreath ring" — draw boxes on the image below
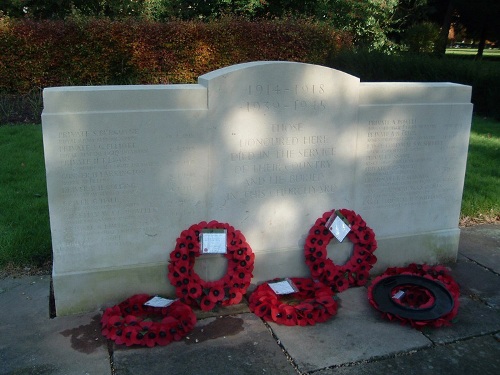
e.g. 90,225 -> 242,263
368,263 -> 460,329
249,277 -> 338,326
168,220 -> 254,311
304,209 -> 378,292
101,294 -> 197,347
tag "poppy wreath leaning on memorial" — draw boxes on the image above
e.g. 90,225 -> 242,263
249,277 -> 338,326
367,263 -> 460,329
168,220 -> 255,311
101,294 -> 197,347
304,209 -> 378,293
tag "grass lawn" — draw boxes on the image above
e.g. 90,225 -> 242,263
461,116 -> 500,223
0,117 -> 499,270
446,48 -> 500,58
0,124 -> 51,271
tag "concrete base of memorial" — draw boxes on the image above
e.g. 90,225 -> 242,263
53,228 -> 459,315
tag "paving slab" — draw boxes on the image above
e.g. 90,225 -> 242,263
448,254 -> 500,309
268,287 -> 432,373
458,224 -> 500,274
0,275 -> 110,375
314,335 -> 500,375
422,294 -> 500,344
111,313 -> 296,375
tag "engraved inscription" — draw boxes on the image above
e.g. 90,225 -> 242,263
361,117 -> 463,209
227,118 -> 337,201
55,127 -> 159,251
246,83 -> 327,112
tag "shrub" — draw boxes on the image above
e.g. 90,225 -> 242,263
401,21 -> 440,53
0,16 -> 352,122
0,16 -> 352,92
327,50 -> 500,119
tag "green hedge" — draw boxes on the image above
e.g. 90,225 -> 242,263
327,50 -> 500,120
2,17 -> 499,123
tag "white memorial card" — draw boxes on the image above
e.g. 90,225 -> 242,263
200,229 -> 227,254
392,290 -> 405,300
144,296 -> 176,308
327,211 -> 351,242
268,279 -> 298,295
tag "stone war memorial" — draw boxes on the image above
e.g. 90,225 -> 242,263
41,61 -> 473,315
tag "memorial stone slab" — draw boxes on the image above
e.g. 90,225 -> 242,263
42,61 -> 473,315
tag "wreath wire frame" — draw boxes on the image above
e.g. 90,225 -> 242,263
249,277 -> 338,326
304,209 -> 378,293
168,220 -> 254,311
367,263 -> 460,329
101,294 -> 197,347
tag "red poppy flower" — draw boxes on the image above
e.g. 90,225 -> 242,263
303,307 -> 321,325
142,326 -> 159,348
208,286 -> 225,303
156,325 -> 173,346
280,305 -> 298,326
354,270 -> 370,286
101,306 -> 121,327
227,231 -> 243,251
333,275 -> 349,293
232,247 -> 249,260
223,288 -> 243,306
173,304 -> 197,328
169,325 -> 184,342
234,270 -> 252,284
200,296 -> 217,311
108,323 -> 124,342
186,281 -> 202,299
121,325 -> 141,346
170,246 -> 191,263
294,302 -> 315,326
254,300 -> 272,317
359,228 -> 375,245
270,305 -> 287,324
316,294 -> 338,315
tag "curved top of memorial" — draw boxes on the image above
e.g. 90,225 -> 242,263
198,61 -> 360,87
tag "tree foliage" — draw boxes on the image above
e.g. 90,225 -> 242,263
453,0 -> 500,57
1,0 -> 497,55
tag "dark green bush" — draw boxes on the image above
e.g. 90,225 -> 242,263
327,50 -> 500,119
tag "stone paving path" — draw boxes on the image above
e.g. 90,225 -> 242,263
1,224 -> 498,375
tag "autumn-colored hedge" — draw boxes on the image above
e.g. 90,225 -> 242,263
0,16 -> 353,94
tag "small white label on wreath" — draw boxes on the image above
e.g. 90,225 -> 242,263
200,229 -> 227,254
327,211 -> 351,242
392,290 -> 405,300
268,279 -> 299,295
144,296 -> 176,308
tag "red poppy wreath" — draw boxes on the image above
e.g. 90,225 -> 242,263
249,277 -> 338,326
168,220 -> 254,311
367,263 -> 460,329
101,294 -> 197,347
304,209 -> 377,293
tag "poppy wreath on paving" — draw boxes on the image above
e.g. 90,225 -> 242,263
168,220 -> 254,311
101,294 -> 196,347
367,263 -> 460,329
304,209 -> 377,293
249,277 -> 338,326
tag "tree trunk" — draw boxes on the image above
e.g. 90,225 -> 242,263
475,26 -> 487,60
435,0 -> 454,55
